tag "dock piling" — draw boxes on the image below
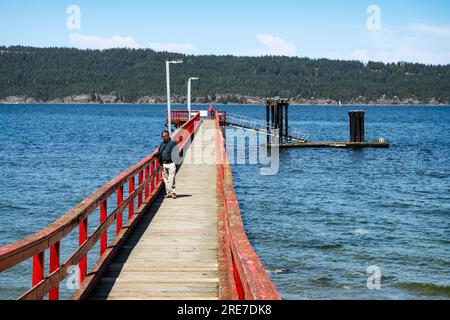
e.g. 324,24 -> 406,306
349,111 -> 365,143
265,98 -> 290,144
285,104 -> 289,144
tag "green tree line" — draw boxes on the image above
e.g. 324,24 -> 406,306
0,46 -> 449,103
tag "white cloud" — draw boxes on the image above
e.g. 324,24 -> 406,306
148,42 -> 197,54
349,46 -> 450,65
69,33 -> 143,50
68,32 -> 197,54
347,24 -> 450,65
351,49 -> 371,63
412,24 -> 450,38
255,33 -> 298,56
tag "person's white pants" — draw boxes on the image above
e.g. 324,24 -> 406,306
163,163 -> 176,195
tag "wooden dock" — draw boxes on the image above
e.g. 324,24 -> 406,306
0,105 -> 391,300
0,113 -> 280,300
0,99 -> 391,300
90,120 -> 219,300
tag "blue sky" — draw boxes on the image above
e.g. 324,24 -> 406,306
1,0 -> 450,64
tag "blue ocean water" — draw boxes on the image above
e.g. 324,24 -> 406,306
0,104 -> 449,300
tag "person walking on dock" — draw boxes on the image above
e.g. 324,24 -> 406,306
155,130 -> 178,199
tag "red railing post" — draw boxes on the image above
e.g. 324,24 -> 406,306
116,186 -> 124,235
128,177 -> 135,220
32,252 -> 44,289
138,170 -> 143,208
79,218 -> 88,284
156,159 -> 161,186
145,165 -> 150,200
49,242 -> 60,300
100,199 -> 107,255
150,160 -> 155,193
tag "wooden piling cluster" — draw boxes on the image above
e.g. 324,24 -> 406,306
349,111 -> 365,143
261,99 -> 388,149
265,98 -> 289,145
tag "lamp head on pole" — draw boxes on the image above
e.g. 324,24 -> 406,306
168,59 -> 184,64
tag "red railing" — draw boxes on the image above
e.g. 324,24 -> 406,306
215,111 -> 227,124
170,110 -> 199,127
0,113 -> 201,300
215,113 -> 281,300
170,110 -> 227,126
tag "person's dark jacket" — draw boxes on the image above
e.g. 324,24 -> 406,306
155,139 -> 178,164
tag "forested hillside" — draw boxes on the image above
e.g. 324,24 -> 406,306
1,46 -> 449,104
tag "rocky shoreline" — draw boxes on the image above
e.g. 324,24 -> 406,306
1,94 -> 449,106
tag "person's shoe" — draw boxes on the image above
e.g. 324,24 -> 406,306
164,193 -> 171,199
171,193 -> 177,199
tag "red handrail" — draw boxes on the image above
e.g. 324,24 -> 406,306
169,110 -> 227,126
169,110 -> 199,125
215,111 -> 227,124
215,113 -> 281,300
0,113 -> 201,300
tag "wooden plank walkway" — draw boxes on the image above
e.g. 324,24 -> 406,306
90,120 -> 219,300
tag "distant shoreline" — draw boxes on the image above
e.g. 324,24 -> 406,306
1,93 -> 449,106
1,101 -> 449,107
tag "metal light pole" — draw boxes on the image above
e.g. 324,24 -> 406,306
187,77 -> 199,119
166,59 -> 183,135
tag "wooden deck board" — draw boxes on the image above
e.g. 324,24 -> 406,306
89,120 -> 219,300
